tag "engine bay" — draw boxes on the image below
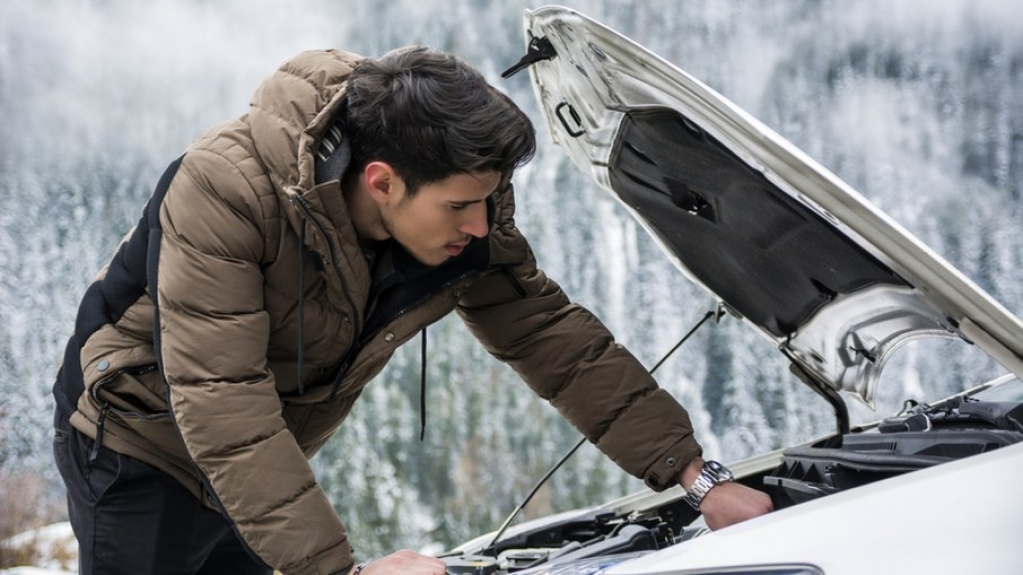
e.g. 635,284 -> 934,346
765,391 -> 1023,507
441,377 -> 1023,574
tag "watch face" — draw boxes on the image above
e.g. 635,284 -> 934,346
705,460 -> 734,482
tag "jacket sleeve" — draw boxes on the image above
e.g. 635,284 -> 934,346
456,231 -> 703,492
155,149 -> 353,575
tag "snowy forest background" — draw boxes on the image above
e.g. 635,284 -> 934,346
2,0 -> 1022,565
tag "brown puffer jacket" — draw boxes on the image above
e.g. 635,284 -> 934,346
55,49 -> 701,575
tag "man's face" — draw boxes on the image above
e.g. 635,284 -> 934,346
379,171 -> 501,266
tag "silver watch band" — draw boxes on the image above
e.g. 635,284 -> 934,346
682,460 -> 734,510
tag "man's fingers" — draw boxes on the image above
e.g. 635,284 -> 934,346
360,549 -> 447,574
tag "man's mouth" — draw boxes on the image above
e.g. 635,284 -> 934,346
445,240 -> 470,256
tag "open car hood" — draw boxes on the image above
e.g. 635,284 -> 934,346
516,6 -> 1023,408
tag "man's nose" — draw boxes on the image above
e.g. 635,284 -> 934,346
459,202 -> 489,238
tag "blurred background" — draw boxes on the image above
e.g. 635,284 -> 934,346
1,0 -> 1021,565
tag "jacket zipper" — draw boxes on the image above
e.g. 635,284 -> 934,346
89,403 -> 111,462
327,267 -> 481,400
291,194 -> 362,338
89,364 -> 163,414
88,363 -> 161,461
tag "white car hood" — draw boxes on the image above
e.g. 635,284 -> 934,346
611,441 -> 1023,575
518,6 -> 1023,407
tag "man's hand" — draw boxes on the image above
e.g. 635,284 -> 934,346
680,457 -> 773,530
351,549 -> 447,575
697,480 -> 773,530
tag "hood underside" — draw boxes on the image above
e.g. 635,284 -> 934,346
520,6 -> 1023,406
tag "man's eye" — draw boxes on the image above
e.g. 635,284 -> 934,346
449,204 -> 470,211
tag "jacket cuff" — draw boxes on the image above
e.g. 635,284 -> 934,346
643,439 -> 702,491
283,544 -> 354,575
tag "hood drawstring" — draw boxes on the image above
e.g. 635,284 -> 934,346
296,222 -> 306,395
420,327 -> 428,441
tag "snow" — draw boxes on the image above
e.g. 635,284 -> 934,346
2,0 -> 1022,565
0,523 -> 77,575
0,564 -> 74,568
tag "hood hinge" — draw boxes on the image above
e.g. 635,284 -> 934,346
501,36 -> 557,79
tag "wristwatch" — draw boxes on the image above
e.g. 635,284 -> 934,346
682,460 -> 734,510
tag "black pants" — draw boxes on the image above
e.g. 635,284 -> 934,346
53,426 -> 272,575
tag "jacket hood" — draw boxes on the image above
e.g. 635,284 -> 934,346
517,7 -> 1023,409
249,49 -> 362,195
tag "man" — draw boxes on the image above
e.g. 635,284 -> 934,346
52,47 -> 771,575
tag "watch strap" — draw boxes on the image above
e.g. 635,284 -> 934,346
682,460 -> 734,510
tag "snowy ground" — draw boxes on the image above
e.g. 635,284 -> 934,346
0,559 -> 75,573
1,523 -> 77,575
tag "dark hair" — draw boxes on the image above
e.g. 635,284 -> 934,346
343,46 -> 536,194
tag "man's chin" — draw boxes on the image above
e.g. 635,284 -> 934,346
407,250 -> 448,268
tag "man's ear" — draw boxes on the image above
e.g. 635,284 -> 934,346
364,161 -> 402,205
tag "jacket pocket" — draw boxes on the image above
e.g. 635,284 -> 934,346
90,364 -> 168,419
87,365 -> 191,462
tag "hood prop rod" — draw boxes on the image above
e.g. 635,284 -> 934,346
788,361 -> 851,435
481,305 -> 723,557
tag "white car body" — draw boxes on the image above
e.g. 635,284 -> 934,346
442,6 -> 1023,575
620,441 -> 1023,575
518,6 -> 1023,401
